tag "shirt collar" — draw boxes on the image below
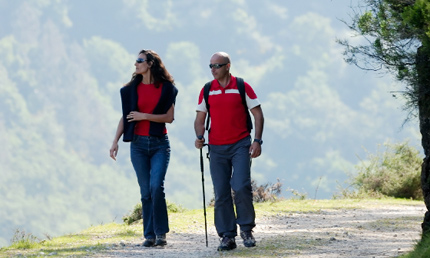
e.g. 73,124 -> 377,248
213,74 -> 235,90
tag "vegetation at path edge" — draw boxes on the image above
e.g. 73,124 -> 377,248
0,198 -> 423,258
336,141 -> 423,200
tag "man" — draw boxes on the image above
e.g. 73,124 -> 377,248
194,52 -> 264,251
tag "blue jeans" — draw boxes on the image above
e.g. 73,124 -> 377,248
130,134 -> 170,239
209,136 -> 256,238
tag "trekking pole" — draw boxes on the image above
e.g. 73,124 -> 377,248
198,136 -> 209,247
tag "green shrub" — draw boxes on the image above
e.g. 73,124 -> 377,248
400,235 -> 430,258
286,188 -> 308,200
123,200 -> 185,225
339,141 -> 423,200
9,229 -> 40,249
123,203 -> 142,225
166,200 -> 186,213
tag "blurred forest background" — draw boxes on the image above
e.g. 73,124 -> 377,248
0,0 -> 421,247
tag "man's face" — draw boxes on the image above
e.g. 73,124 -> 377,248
210,55 -> 230,80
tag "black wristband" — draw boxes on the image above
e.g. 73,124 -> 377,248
253,139 -> 263,145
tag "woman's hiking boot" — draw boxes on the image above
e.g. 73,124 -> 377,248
155,234 -> 167,246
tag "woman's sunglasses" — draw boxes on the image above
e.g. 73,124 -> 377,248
136,58 -> 146,63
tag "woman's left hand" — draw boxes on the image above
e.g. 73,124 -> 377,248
127,111 -> 146,122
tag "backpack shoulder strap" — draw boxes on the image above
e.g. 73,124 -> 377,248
236,77 -> 253,132
236,77 -> 247,109
203,81 -> 212,131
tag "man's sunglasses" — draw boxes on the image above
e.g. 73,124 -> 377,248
136,58 -> 146,63
209,63 -> 228,69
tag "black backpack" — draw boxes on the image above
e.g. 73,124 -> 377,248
203,77 -> 253,132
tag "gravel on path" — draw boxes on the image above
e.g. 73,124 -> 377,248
93,203 -> 425,258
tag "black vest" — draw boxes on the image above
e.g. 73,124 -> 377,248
120,75 -> 178,142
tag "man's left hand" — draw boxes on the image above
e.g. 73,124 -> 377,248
249,142 -> 262,158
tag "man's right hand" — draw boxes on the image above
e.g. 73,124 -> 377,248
195,136 -> 205,149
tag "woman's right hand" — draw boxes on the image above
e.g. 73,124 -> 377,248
110,142 -> 119,161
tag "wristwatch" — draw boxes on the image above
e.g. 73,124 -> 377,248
253,139 -> 263,145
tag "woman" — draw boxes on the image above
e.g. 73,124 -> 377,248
110,49 -> 178,247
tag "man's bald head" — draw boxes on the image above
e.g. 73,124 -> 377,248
211,52 -> 231,64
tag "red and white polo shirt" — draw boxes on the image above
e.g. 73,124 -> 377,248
196,75 -> 260,145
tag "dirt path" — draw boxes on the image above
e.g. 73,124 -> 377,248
93,203 -> 425,258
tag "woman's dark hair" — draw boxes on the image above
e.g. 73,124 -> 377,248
126,49 -> 175,88
141,49 -> 174,85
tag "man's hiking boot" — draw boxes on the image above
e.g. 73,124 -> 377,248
142,238 -> 155,247
240,230 -> 256,247
217,236 -> 237,251
155,234 -> 167,246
